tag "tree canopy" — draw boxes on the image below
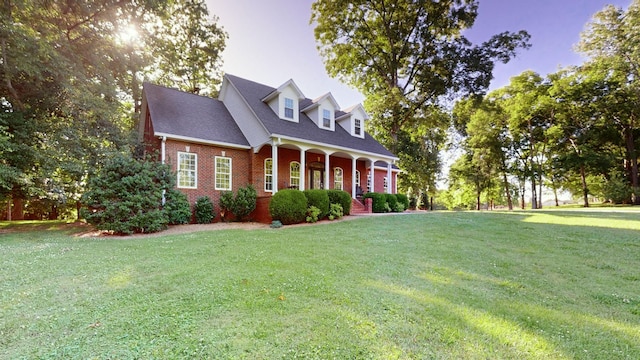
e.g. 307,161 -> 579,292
311,0 -> 530,196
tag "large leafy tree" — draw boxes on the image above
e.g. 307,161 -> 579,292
577,0 -> 640,204
0,0 -> 226,219
312,0 -> 530,192
148,0 -> 227,96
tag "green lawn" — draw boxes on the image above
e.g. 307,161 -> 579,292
1,211 -> 639,359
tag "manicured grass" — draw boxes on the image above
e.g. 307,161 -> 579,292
1,210 -> 639,359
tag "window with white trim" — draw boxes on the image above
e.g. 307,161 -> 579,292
322,109 -> 331,128
177,152 -> 197,189
290,161 -> 300,189
383,176 -> 388,193
284,98 -> 294,119
354,118 -> 362,136
334,167 -> 343,190
265,158 -> 273,192
215,156 -> 232,190
367,172 -> 371,191
355,170 -> 361,187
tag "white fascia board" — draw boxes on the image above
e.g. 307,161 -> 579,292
155,132 -> 251,150
272,134 -> 399,163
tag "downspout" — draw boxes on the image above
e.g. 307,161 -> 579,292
161,136 -> 167,205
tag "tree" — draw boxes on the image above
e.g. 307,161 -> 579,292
147,0 -> 227,96
578,0 -> 640,204
311,0 -> 530,191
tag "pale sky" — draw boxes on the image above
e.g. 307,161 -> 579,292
206,0 -> 631,108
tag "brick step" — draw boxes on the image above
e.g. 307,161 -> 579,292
350,198 -> 369,214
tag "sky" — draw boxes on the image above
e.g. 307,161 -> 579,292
206,0 -> 632,108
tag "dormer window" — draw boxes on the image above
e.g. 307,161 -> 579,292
284,98 -> 294,119
322,109 -> 331,128
354,118 -> 362,136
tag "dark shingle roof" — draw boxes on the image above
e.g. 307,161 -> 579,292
144,82 -> 249,147
225,74 -> 396,158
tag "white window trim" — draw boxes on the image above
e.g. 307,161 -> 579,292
290,161 -> 300,189
284,98 -> 294,120
321,109 -> 332,129
355,170 -> 361,187
177,151 -> 197,189
354,118 -> 362,137
334,167 -> 343,190
383,176 -> 388,193
215,156 -> 232,191
265,158 -> 273,193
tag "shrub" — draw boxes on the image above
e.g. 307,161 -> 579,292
396,193 -> 409,211
164,189 -> 191,225
385,194 -> 398,211
304,189 -> 330,218
269,189 -> 307,225
306,205 -> 321,223
393,202 -> 405,213
194,196 -> 215,224
328,203 -> 343,220
364,192 -> 388,213
218,185 -> 257,222
409,196 -> 417,210
219,191 -> 235,221
81,153 -> 172,235
233,184 -> 257,221
419,192 -> 429,210
327,189 -> 352,215
603,171 -> 632,204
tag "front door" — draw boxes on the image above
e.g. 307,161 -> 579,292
310,169 -> 324,189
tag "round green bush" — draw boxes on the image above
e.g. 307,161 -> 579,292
269,189 -> 307,225
194,196 -> 215,224
395,193 -> 409,211
303,189 -> 330,218
327,189 -> 352,215
164,189 -> 192,224
364,192 -> 388,213
385,193 -> 398,211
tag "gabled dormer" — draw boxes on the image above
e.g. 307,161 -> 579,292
301,92 -> 339,131
337,104 -> 368,139
261,79 -> 305,122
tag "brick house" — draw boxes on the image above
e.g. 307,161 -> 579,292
139,74 -> 399,222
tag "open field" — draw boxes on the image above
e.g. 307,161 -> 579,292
1,210 -> 639,359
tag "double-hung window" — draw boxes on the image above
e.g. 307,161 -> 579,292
265,158 -> 273,192
322,109 -> 331,128
284,98 -> 294,119
354,118 -> 362,136
177,152 -> 197,188
215,156 -> 232,190
334,167 -> 343,190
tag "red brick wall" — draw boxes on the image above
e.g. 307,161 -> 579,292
164,140 -> 252,220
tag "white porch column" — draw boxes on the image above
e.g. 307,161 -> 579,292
351,157 -> 357,199
387,163 -> 392,193
299,149 -> 306,191
370,160 -> 375,193
324,152 -> 330,189
272,143 -> 278,193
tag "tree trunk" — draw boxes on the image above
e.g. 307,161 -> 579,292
538,172 -> 543,209
531,175 -> 537,209
501,154 -> 513,210
6,195 -> 11,221
580,164 -> 589,207
624,127 -> 640,204
553,185 -> 559,207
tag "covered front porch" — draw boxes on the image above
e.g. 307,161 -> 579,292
256,138 -> 398,199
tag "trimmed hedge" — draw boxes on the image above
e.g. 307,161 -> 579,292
385,194 -> 398,211
396,193 -> 409,211
304,189 -> 330,218
269,189 -> 307,225
363,192 -> 388,213
327,189 -> 352,215
194,196 -> 215,224
164,189 -> 191,225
